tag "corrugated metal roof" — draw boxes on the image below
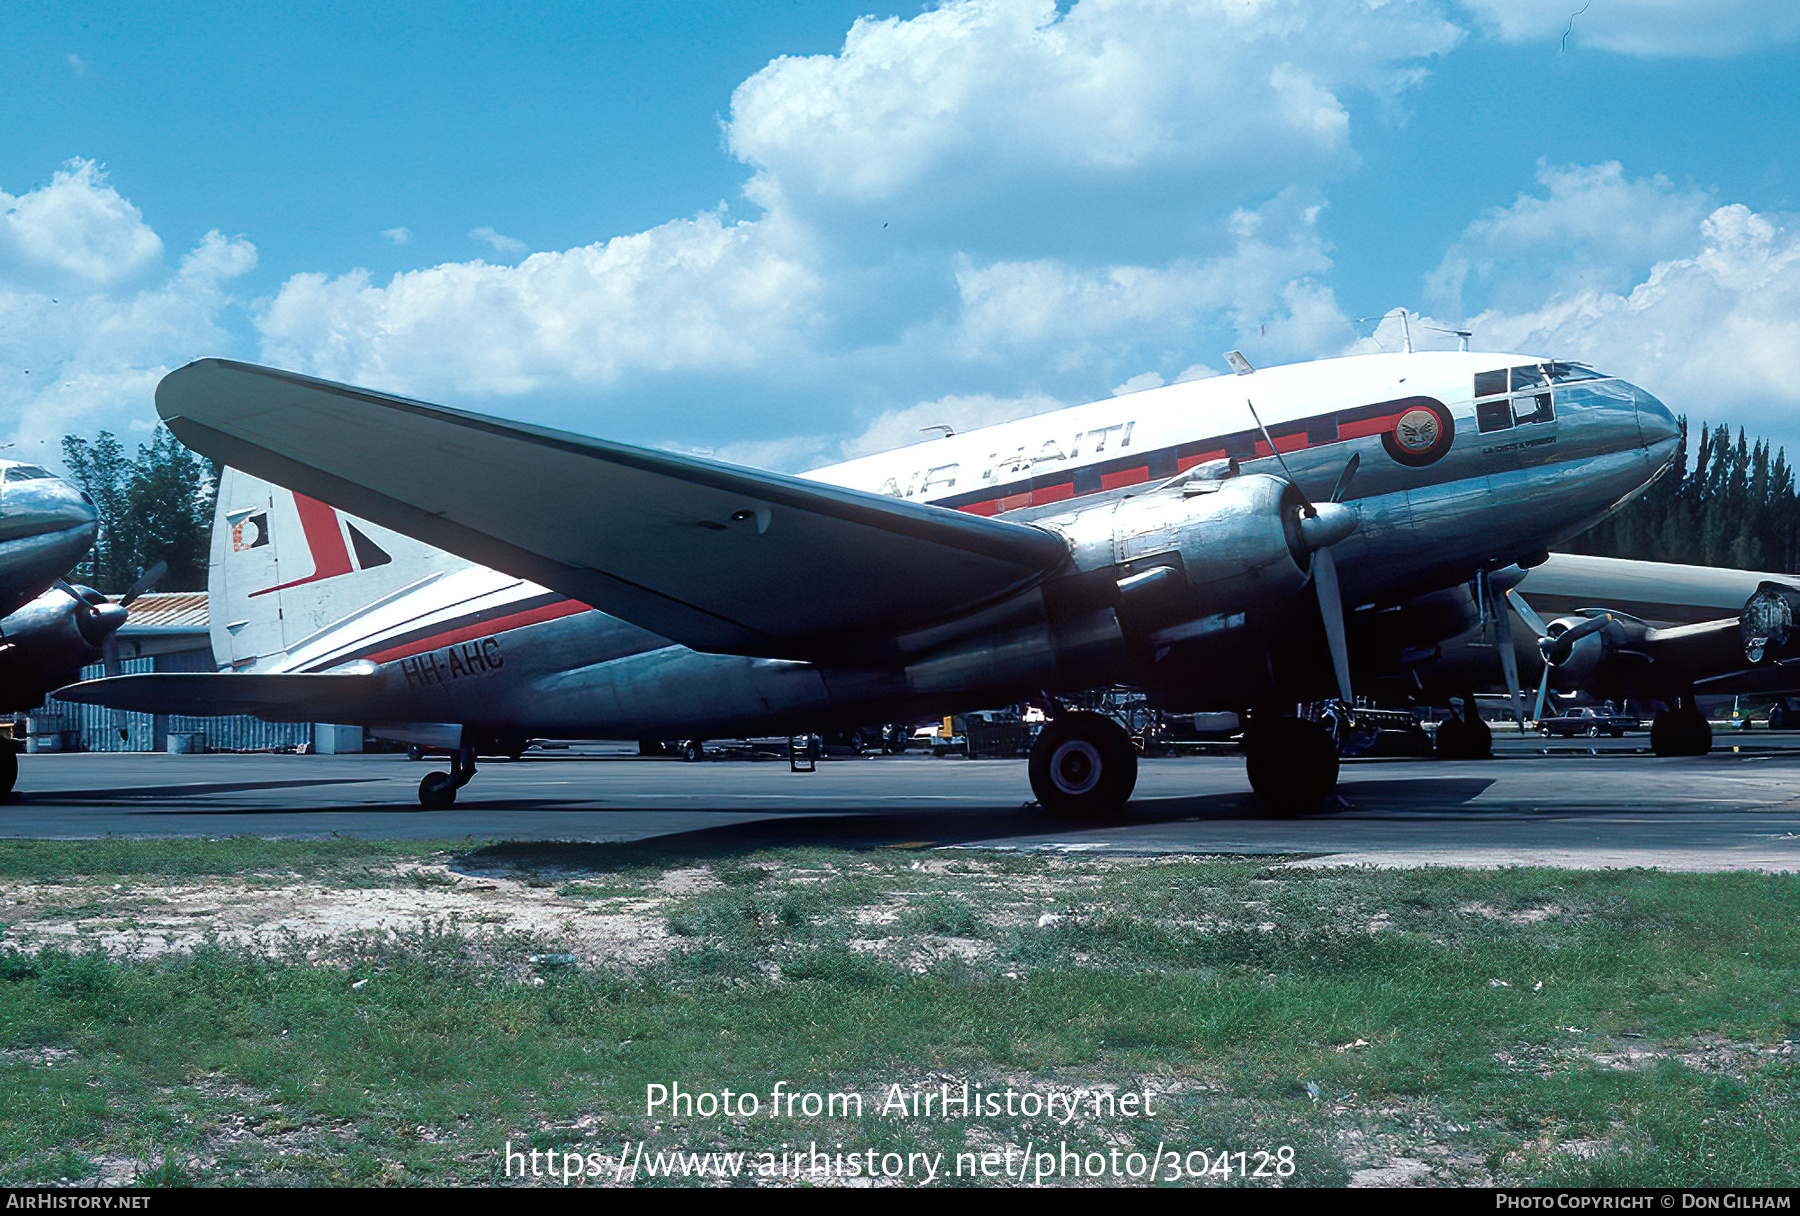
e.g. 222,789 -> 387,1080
117,591 -> 208,629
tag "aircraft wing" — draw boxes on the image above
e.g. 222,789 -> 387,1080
54,672 -> 383,720
157,360 -> 1071,660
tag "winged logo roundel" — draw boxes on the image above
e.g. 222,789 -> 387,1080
1380,398 -> 1454,467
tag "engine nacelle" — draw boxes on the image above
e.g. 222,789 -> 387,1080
904,473 -> 1322,698
0,587 -> 117,712
1743,581 -> 1800,665
1058,472 -> 1314,628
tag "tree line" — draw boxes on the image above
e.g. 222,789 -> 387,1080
1557,419 -> 1800,573
60,428 -> 215,593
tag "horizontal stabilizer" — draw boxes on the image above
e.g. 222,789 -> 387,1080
157,360 -> 1072,660
55,672 -> 382,721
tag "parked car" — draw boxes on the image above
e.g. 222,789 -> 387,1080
1539,706 -> 1639,737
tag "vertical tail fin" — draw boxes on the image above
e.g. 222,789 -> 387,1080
210,468 -> 472,670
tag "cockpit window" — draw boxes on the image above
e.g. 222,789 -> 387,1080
1543,361 -> 1605,384
2,465 -> 52,482
1475,366 -> 1558,432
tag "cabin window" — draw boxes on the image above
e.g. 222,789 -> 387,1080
1476,397 -> 1514,433
1473,369 -> 1508,398
2,465 -> 52,482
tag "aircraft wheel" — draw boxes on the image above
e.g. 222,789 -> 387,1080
1651,708 -> 1711,757
418,772 -> 458,809
0,744 -> 16,802
1244,717 -> 1338,815
1029,711 -> 1137,818
1436,713 -> 1492,760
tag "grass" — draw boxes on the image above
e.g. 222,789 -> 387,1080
1,838 -> 1798,1186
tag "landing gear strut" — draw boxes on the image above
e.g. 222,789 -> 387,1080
1028,711 -> 1138,818
1244,714 -> 1338,815
1651,697 -> 1711,757
0,742 -> 16,802
418,745 -> 477,808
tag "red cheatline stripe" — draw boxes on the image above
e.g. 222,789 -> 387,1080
1030,481 -> 1075,506
1337,413 -> 1405,441
363,599 -> 591,663
1101,466 -> 1149,491
1177,449 -> 1228,471
957,500 -> 1000,516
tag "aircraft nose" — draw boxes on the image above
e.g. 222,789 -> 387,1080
1631,384 -> 1680,467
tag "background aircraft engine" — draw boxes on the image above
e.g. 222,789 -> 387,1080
0,586 -> 122,712
1743,581 -> 1800,666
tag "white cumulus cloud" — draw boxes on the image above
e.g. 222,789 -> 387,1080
0,160 -> 164,289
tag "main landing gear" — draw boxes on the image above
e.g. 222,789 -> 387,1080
0,742 -> 16,803
1650,697 -> 1711,757
418,745 -> 477,808
1243,714 -> 1339,815
1028,711 -> 1138,818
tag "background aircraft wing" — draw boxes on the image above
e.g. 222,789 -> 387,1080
54,672 -> 382,720
158,360 -> 1071,660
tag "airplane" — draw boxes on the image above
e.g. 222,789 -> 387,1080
1403,552 -> 1800,758
56,350 -> 1682,815
0,458 -> 108,796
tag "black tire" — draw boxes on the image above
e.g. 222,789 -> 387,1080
1028,711 -> 1138,818
418,772 -> 457,808
1650,708 -> 1712,757
1244,717 -> 1339,815
1437,713 -> 1492,759
1586,724 -> 1600,738
1770,704 -> 1790,731
0,743 -> 16,802
681,740 -> 704,763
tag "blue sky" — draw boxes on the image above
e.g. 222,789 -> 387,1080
5,0 -> 1800,472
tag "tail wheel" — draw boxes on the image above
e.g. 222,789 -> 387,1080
1028,711 -> 1138,818
1244,717 -> 1339,815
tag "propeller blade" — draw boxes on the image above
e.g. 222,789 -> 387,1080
1506,589 -> 1549,638
119,560 -> 167,609
1533,661 -> 1553,723
1245,397 -> 1315,513
1329,452 -> 1360,504
1313,548 -> 1354,704
1491,579 -> 1526,726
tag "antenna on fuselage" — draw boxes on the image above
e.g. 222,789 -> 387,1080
919,424 -> 955,439
1426,325 -> 1473,352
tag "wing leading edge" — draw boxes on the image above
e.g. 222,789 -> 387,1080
157,360 -> 1071,660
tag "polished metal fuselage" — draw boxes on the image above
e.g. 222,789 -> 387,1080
0,463 -> 99,621
249,351 -> 1681,739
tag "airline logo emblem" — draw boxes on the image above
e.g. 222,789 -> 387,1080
1382,400 -> 1455,467
232,513 -> 270,551
248,493 -> 392,598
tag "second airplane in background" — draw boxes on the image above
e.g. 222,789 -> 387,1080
61,349 -> 1680,814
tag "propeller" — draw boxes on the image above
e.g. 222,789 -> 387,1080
1503,590 -> 1555,722
101,560 -> 167,678
1246,397 -> 1361,704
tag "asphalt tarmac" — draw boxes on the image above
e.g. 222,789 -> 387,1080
5,734 -> 1800,871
